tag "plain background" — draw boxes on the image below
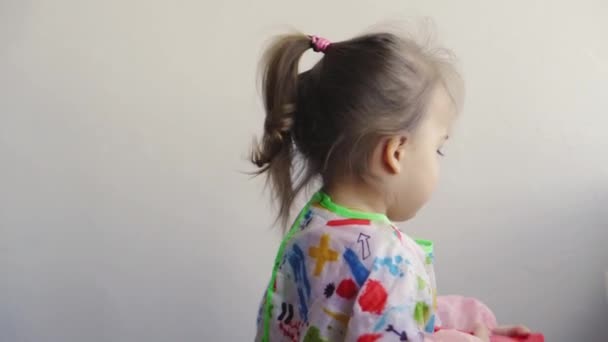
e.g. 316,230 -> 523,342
1,0 -> 607,341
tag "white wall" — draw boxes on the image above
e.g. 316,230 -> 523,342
1,0 -> 606,341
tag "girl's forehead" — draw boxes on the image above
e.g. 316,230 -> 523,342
419,86 -> 457,131
430,85 -> 457,117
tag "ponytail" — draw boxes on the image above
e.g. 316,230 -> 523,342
251,34 -> 312,227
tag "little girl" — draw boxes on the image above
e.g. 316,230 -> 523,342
251,32 -> 530,342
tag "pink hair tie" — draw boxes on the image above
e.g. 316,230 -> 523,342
310,35 -> 331,53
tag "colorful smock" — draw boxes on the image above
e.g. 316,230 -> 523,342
255,192 -> 438,342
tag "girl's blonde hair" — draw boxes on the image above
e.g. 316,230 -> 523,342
251,31 -> 462,228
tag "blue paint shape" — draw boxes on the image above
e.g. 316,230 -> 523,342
256,294 -> 265,325
373,255 -> 408,277
425,314 -> 436,333
373,305 -> 408,332
343,248 -> 370,287
292,244 -> 311,297
296,287 -> 308,322
287,243 -> 311,322
300,210 -> 313,230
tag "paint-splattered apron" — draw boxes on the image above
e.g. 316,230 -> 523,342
255,192 -> 437,342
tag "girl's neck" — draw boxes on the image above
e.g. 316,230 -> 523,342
324,180 -> 388,216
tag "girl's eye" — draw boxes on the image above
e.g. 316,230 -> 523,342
437,149 -> 445,157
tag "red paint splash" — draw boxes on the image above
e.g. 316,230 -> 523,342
357,333 -> 382,342
279,321 -> 304,342
358,279 -> 387,314
327,219 -> 371,227
390,225 -> 402,241
336,278 -> 357,299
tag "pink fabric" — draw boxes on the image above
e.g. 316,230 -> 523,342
432,296 -> 544,342
436,295 -> 498,332
427,329 -> 485,341
421,296 -> 497,342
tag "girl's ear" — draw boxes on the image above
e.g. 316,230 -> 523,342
383,135 -> 408,174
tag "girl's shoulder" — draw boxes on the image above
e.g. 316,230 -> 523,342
289,205 -> 423,268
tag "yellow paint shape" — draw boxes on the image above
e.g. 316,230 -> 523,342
322,307 -> 350,325
308,234 -> 338,276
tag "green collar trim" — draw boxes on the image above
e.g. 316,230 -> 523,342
414,238 -> 434,254
316,191 -> 391,223
317,192 -> 433,253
